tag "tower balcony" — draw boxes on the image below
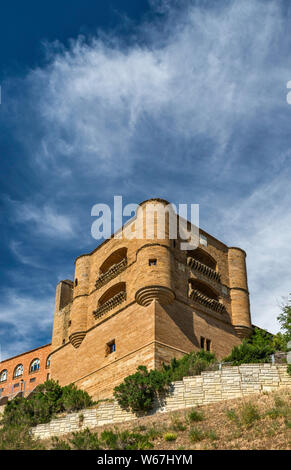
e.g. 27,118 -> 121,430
93,289 -> 126,319
187,256 -> 221,283
95,257 -> 127,290
189,287 -> 226,314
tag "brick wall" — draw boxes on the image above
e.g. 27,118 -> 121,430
0,344 -> 51,402
30,364 -> 291,440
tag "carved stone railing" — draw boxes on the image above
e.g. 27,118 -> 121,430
93,291 -> 126,319
95,258 -> 127,290
187,257 -> 221,283
189,288 -> 225,314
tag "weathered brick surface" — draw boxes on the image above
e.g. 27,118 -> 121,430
30,364 -> 291,440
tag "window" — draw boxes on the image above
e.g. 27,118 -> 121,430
0,370 -> 8,382
30,377 -> 36,383
75,278 -> 78,287
200,337 -> 205,349
13,364 -> 23,378
200,337 -> 211,351
106,340 -> 116,356
13,383 -> 19,388
149,259 -> 157,266
200,234 -> 208,246
46,355 -> 51,368
29,358 -> 40,373
206,339 -> 211,352
46,373 -> 50,381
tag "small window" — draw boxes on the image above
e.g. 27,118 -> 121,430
149,259 -> 157,266
75,278 -> 78,287
206,339 -> 211,352
13,364 -> 23,378
106,340 -> 116,356
30,377 -> 36,383
46,355 -> 51,368
46,373 -> 50,381
200,234 -> 207,247
13,383 -> 19,388
68,320 -> 71,327
0,370 -> 8,382
62,339 -> 65,344
29,358 -> 40,373
200,337 -> 205,349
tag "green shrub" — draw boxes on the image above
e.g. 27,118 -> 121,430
187,409 -> 204,423
240,403 -> 260,428
287,364 -> 291,376
0,379 -> 94,450
0,424 -> 44,450
51,436 -> 71,450
113,365 -> 170,413
206,430 -> 218,441
189,427 -> 204,442
170,414 -> 187,431
69,428 -> 100,450
114,351 -> 216,414
163,432 -> 177,441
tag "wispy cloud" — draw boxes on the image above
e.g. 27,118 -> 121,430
0,289 -> 54,360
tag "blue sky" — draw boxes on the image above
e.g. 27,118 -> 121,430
1,0 -> 291,360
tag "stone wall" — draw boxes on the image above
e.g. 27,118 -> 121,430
31,364 -> 291,440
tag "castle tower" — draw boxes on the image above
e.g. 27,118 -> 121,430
50,198 -> 253,400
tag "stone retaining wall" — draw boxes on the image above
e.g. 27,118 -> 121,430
30,364 -> 291,440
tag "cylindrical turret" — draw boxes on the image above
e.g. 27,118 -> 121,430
228,247 -> 252,338
134,200 -> 175,306
69,255 -> 90,348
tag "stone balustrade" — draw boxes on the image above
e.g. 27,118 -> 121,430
93,291 -> 126,319
95,258 -> 127,290
187,256 -> 221,283
189,288 -> 226,314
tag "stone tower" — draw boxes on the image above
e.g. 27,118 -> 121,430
50,199 -> 252,399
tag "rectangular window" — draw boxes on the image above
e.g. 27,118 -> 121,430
106,340 -> 116,356
30,378 -> 36,383
13,383 -> 19,388
200,234 -> 208,246
200,337 -> 205,349
206,339 -> 211,352
149,259 -> 157,266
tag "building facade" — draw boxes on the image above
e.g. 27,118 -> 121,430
0,199 -> 253,402
0,343 -> 51,404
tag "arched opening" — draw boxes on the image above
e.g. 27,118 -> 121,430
29,358 -> 40,373
13,364 -> 23,378
187,247 -> 217,270
99,248 -> 128,275
98,282 -> 126,307
0,369 -> 8,382
94,282 -> 126,319
46,354 -> 51,368
189,279 -> 219,300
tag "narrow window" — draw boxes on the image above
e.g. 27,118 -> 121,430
149,259 -> 157,266
46,373 -> 50,381
200,337 -> 205,349
206,339 -> 211,352
75,278 -> 78,287
199,234 -> 208,247
62,339 -> 65,345
106,340 -> 116,356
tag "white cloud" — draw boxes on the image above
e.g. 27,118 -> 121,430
9,199 -> 76,239
0,289 -> 54,360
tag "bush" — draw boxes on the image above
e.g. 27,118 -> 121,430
163,432 -> 177,441
114,350 -> 216,414
113,365 -> 170,413
0,379 -> 94,450
240,403 -> 260,428
189,427 -> 204,442
187,409 -> 204,423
